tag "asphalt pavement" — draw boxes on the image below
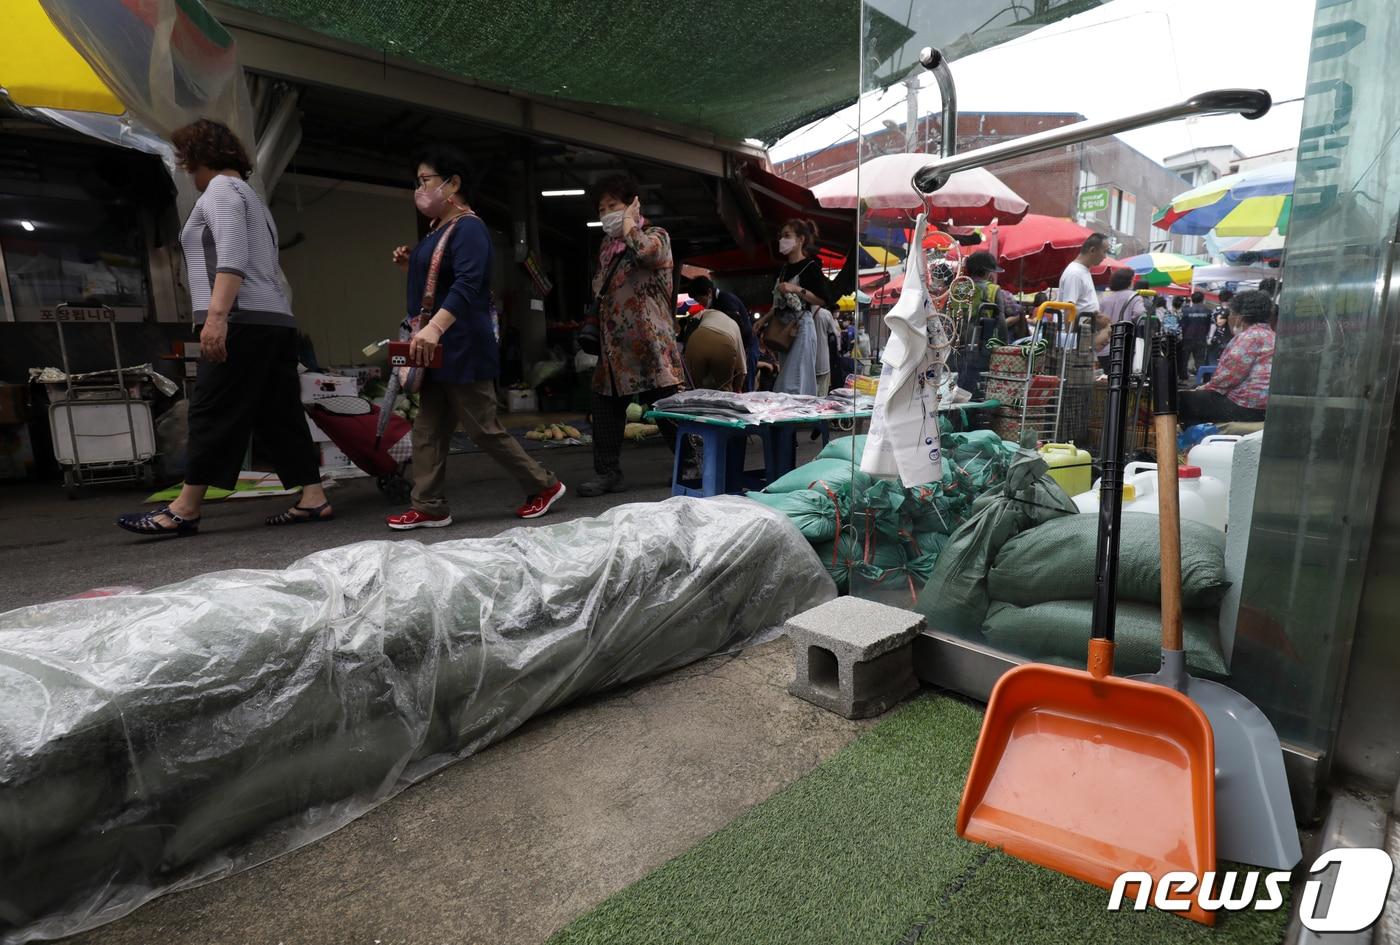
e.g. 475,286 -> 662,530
0,440 -> 678,614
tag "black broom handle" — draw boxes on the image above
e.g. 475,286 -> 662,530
1091,321 -> 1134,642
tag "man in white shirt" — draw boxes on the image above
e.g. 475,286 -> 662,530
1056,232 -> 1110,349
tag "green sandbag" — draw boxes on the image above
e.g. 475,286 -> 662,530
982,600 -> 1228,678
744,489 -> 839,543
906,533 -> 949,586
765,457 -> 872,497
813,532 -> 908,595
817,435 -> 867,463
987,512 -> 1231,609
917,450 -> 1078,634
851,479 -> 907,541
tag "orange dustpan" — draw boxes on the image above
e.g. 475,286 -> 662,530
956,322 -> 1217,925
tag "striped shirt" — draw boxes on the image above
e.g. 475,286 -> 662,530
180,175 -> 294,327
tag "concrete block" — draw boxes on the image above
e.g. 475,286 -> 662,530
786,597 -> 925,719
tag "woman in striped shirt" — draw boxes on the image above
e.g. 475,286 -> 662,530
117,120 -> 328,537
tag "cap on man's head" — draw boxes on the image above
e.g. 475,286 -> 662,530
966,250 -> 1003,277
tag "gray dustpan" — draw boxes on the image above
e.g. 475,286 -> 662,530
1129,338 -> 1301,871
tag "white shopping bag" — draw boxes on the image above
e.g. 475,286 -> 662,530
860,213 -> 950,488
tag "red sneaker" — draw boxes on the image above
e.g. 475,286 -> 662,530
516,480 -> 567,519
386,508 -> 453,530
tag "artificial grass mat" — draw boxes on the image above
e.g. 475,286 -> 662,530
547,694 -> 1289,945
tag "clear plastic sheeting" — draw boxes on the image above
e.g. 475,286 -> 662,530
0,497 -> 835,943
36,0 -> 255,143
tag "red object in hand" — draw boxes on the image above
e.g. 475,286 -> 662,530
388,341 -> 442,369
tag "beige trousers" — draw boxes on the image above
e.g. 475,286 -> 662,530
411,379 -> 554,515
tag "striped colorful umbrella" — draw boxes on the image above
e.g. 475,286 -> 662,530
1120,252 -> 1196,288
1153,162 -> 1295,237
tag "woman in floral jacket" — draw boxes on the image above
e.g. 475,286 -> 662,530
579,174 -> 685,497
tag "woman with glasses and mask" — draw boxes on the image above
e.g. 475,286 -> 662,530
116,119 -> 329,538
385,145 -> 565,530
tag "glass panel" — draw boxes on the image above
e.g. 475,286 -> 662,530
839,0 -> 1394,760
845,2 -> 1119,613
1229,0 -> 1400,753
0,190 -> 151,322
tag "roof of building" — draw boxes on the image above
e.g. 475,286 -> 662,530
1163,144 -> 1247,165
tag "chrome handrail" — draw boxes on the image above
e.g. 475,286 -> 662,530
919,46 -> 958,159
912,88 -> 1272,193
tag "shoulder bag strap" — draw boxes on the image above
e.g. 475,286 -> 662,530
594,249 -> 630,307
419,214 -> 472,317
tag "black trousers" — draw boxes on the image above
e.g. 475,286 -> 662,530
1181,340 -> 1210,378
1178,389 -> 1266,426
591,385 -> 678,476
185,324 -> 320,491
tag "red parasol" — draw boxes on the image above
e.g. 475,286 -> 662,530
869,272 -> 904,308
1091,255 -> 1131,287
961,214 -> 1096,292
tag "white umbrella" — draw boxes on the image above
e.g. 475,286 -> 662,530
810,153 -> 1028,226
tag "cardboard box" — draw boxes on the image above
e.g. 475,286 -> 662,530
331,365 -> 382,388
299,373 -> 358,404
0,384 -> 30,425
319,442 -> 352,469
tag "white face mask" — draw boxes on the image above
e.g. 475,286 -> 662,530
600,210 -> 625,238
778,236 -> 798,256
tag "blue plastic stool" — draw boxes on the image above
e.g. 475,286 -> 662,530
1195,364 -> 1217,385
670,421 -> 757,497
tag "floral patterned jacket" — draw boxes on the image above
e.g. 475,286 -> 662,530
590,224 -> 684,396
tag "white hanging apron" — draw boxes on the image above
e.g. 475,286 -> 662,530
860,212 -> 950,487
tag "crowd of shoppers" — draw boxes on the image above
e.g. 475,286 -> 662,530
115,119 -> 1279,541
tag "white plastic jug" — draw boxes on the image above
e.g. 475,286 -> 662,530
1071,479 -> 1159,516
1187,435 -> 1242,494
1072,462 -> 1158,516
1073,461 -> 1226,532
1178,465 -> 1228,532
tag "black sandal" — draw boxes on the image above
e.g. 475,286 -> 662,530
266,501 -> 334,526
116,505 -> 200,538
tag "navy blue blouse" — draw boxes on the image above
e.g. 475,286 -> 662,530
406,214 -> 498,385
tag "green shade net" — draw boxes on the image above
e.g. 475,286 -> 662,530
225,0 -> 907,141
221,1 -> 1106,143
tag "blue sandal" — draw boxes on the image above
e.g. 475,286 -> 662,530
116,505 -> 200,538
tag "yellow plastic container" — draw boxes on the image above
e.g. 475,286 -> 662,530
853,375 -> 880,396
1039,443 -> 1093,497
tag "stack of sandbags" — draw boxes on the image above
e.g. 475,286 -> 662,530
980,512 -> 1232,676
0,497 -> 833,942
749,432 -> 1022,596
917,449 -> 1079,632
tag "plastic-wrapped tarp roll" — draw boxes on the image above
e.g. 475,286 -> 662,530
0,497 -> 835,943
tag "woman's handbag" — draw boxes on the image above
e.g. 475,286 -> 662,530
763,261 -> 815,353
580,249 -> 631,356
762,308 -> 802,352
398,215 -> 467,394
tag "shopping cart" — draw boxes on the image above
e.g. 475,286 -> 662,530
46,303 -> 156,498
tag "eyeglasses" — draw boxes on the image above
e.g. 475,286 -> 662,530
414,174 -> 443,190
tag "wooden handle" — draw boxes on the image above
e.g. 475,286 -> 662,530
1154,414 -> 1184,652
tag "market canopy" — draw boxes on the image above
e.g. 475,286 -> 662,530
0,0 -> 123,114
215,0 -> 1105,144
